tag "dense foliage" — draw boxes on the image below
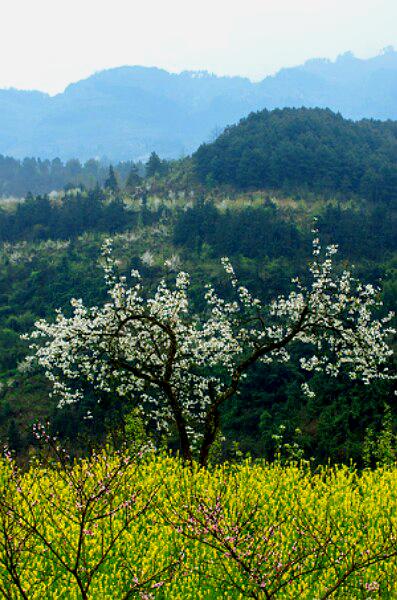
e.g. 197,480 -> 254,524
0,189 -> 164,242
1,446 -> 397,598
194,108 -> 397,203
0,188 -> 395,463
174,200 -> 396,262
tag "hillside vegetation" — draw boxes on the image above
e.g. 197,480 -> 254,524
0,186 -> 395,464
0,156 -> 143,198
194,108 -> 397,202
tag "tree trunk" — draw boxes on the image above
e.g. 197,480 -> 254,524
163,384 -> 193,464
199,405 -> 220,467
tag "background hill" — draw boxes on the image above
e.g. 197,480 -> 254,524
193,107 -> 397,203
1,48 -> 397,161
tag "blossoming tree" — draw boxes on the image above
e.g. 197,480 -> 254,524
25,235 -> 395,465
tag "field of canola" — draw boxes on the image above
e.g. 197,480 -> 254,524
0,449 -> 396,599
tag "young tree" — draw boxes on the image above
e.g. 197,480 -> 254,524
104,165 -> 119,193
0,426 -> 181,598
25,234 -> 395,466
163,468 -> 397,598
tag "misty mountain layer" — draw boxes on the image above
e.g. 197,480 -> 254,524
1,49 -> 396,161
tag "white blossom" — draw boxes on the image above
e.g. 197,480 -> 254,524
24,234 -> 395,464
140,250 -> 156,267
164,254 -> 181,272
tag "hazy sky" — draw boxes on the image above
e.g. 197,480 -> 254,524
1,0 -> 396,94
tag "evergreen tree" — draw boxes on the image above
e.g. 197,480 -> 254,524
145,152 -> 163,178
104,166 -> 119,193
125,164 -> 142,191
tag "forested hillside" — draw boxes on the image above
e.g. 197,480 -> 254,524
2,107 -> 397,199
194,108 -> 397,202
0,185 -> 395,463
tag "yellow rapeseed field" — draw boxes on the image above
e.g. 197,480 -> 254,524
0,450 -> 396,598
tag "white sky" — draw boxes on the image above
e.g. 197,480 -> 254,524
1,0 -> 396,94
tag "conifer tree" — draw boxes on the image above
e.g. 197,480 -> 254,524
145,152 -> 163,178
104,166 -> 119,192
125,164 -> 142,191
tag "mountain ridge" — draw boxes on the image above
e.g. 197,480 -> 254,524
1,48 -> 396,161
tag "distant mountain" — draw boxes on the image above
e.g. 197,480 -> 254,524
1,49 -> 397,161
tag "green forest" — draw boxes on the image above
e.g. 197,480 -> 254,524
0,157 -> 145,198
194,108 -> 397,203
